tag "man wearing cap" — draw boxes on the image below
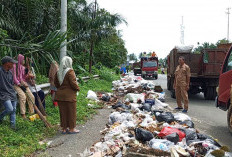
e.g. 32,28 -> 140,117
0,56 -> 18,129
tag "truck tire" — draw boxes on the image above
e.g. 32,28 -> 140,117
210,87 -> 217,100
155,75 -> 158,80
204,87 -> 213,100
228,104 -> 232,135
171,90 -> 176,99
134,72 -> 137,76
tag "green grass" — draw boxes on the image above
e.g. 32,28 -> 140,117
0,77 -> 116,157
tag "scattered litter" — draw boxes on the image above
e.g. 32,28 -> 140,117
87,90 -> 98,101
82,74 -> 230,157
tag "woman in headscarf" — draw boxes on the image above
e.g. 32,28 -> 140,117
48,61 -> 59,106
12,54 -> 35,119
54,56 -> 80,134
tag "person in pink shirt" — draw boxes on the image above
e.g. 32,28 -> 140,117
12,54 -> 35,119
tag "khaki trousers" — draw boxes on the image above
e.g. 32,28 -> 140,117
175,86 -> 189,110
14,85 -> 35,114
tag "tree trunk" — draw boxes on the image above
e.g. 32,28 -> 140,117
89,40 -> 94,73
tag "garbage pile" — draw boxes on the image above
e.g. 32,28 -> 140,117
84,76 -> 231,157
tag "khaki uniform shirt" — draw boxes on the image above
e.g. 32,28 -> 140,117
54,69 -> 80,102
175,63 -> 191,87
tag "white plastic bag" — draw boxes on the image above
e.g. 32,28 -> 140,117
173,113 -> 191,122
87,90 -> 98,100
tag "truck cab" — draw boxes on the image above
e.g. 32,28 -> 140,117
216,46 -> 232,134
141,57 -> 158,79
133,57 -> 158,79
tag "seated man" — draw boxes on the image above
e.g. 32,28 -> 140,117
0,56 -> 18,130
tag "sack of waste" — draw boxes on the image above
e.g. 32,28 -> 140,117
158,126 -> 186,142
149,139 -> 174,151
135,128 -> 154,143
139,103 -> 152,112
155,112 -> 175,123
87,90 -> 98,101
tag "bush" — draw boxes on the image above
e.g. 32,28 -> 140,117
99,66 -> 120,82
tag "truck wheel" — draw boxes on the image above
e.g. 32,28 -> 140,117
204,87 -> 212,100
210,87 -> 217,100
228,105 -> 232,135
134,72 -> 137,76
171,90 -> 176,99
155,75 -> 158,80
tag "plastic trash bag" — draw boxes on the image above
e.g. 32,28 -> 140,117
158,127 -> 186,142
125,93 -> 145,103
179,120 -> 194,128
155,112 -> 175,123
179,128 -> 197,142
112,102 -> 130,110
135,128 -> 154,143
101,94 -> 110,102
139,103 -> 152,112
109,112 -> 122,124
173,113 -> 191,122
197,133 -> 213,140
165,132 -> 179,144
149,139 -> 174,151
145,99 -> 155,105
87,90 -> 98,100
155,99 -> 169,107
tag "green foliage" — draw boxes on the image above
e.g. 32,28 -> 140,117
128,53 -> 137,61
99,66 -> 120,82
193,42 -> 217,53
193,38 -> 230,54
0,76 -> 115,157
216,38 -> 230,46
35,74 -> 49,84
0,0 -> 128,75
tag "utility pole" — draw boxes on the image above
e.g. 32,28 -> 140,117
60,0 -> 67,62
180,16 -> 185,45
226,8 -> 231,41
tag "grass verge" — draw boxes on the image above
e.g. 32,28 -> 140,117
0,75 -> 118,157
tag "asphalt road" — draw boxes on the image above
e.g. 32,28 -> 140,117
151,74 -> 232,149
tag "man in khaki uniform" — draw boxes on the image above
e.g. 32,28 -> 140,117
173,56 -> 191,113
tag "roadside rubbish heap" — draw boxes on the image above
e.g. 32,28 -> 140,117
84,75 -> 231,157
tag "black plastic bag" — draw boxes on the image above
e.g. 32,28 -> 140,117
102,95 -> 110,102
139,103 -> 152,112
112,102 -> 130,110
155,112 -> 175,123
135,128 -> 154,143
179,120 -> 195,128
179,128 -> 197,142
197,133 -> 212,140
165,132 -> 179,144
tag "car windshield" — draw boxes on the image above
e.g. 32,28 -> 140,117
143,61 -> 157,67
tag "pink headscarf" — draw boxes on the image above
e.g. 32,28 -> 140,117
17,54 -> 25,81
12,54 -> 26,85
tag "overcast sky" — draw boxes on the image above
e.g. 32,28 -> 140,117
97,0 -> 232,59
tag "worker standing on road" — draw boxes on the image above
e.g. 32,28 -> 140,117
173,56 -> 190,113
